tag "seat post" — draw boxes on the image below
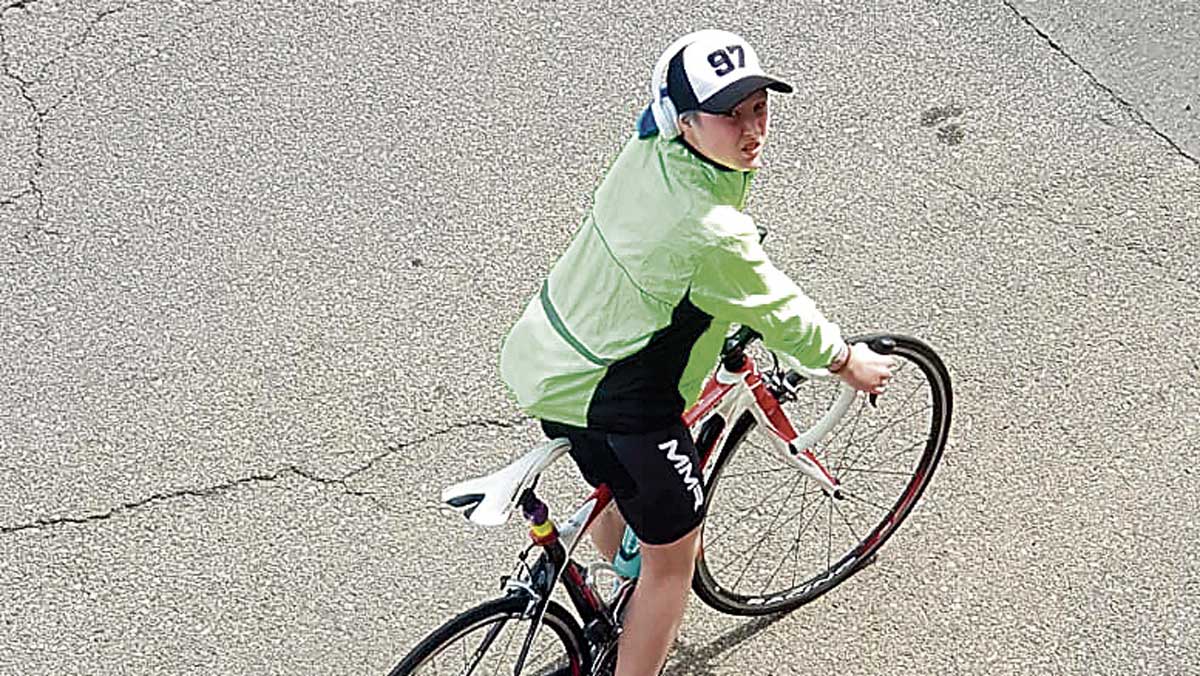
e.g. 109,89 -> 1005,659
520,487 -> 560,547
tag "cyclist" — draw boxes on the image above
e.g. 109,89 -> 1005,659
500,29 -> 894,675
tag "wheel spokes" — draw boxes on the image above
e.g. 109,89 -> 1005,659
418,613 -> 578,676
695,340 -> 948,613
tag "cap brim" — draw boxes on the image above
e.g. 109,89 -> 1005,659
699,75 -> 793,114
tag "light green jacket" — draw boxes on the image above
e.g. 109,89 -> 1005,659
500,133 -> 842,431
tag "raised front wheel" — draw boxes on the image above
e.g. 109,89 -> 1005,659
693,334 -> 953,615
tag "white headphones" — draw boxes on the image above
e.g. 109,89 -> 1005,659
649,29 -> 740,140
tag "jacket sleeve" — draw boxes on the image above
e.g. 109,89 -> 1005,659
688,206 -> 844,369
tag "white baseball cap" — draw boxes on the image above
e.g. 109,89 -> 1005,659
665,30 -> 793,115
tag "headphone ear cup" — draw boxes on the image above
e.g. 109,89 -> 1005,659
652,85 -> 680,140
659,97 -> 679,139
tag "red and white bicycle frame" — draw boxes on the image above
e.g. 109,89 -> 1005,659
552,352 -> 857,558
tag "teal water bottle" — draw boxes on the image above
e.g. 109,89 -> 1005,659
612,525 -> 641,578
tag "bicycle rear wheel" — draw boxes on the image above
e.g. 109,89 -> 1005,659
387,594 -> 589,676
693,334 -> 952,615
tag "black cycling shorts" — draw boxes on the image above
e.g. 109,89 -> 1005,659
541,420 -> 706,546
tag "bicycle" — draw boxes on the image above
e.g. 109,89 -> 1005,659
387,327 -> 952,675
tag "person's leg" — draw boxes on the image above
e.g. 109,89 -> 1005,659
603,422 -> 706,675
614,524 -> 700,676
591,502 -> 626,563
541,420 -> 627,562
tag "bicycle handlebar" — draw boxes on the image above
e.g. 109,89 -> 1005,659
720,327 -> 898,373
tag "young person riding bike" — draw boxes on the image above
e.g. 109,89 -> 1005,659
500,29 -> 894,675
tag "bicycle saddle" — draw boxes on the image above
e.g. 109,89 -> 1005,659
441,438 -> 571,527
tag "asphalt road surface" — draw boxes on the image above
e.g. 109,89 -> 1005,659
2,1 -> 1198,674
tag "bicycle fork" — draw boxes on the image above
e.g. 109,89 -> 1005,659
749,371 -> 858,499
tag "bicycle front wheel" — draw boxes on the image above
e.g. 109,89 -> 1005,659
387,594 -> 589,676
693,334 -> 952,616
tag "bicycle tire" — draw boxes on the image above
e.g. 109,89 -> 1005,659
692,334 -> 952,616
387,594 -> 590,676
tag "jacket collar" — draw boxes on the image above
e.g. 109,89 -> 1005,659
659,137 -> 754,208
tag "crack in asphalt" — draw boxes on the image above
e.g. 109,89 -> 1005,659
42,1 -> 224,118
0,0 -> 225,230
30,0 -> 132,86
0,415 -> 531,535
0,464 -> 376,536
343,414 -> 530,483
0,1 -> 39,12
1,467 -> 292,535
0,15 -> 48,225
0,186 -> 34,208
1004,0 -> 1200,169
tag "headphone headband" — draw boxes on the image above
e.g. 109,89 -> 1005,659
649,30 -> 735,140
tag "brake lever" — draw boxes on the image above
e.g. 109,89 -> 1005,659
862,337 -> 895,409
774,369 -> 806,402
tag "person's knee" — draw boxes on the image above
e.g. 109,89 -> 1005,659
639,524 -> 701,578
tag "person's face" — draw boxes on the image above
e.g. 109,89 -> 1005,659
680,89 -> 770,171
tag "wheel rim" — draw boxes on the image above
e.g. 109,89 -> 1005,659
696,340 -> 949,611
409,607 -> 583,676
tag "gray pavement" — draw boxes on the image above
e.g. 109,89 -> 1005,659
1,1 -> 1198,674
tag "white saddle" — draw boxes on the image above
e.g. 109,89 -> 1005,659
441,438 -> 572,527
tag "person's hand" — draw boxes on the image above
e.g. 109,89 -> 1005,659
833,342 -> 895,395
